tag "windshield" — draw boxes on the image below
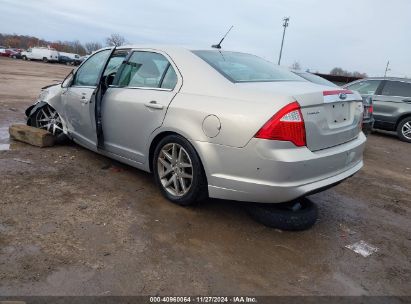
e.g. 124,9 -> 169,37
192,50 -> 304,83
293,71 -> 338,87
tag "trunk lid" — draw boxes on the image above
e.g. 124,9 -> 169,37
236,82 -> 363,151
296,89 -> 363,151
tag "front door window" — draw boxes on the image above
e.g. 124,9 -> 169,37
73,49 -> 111,87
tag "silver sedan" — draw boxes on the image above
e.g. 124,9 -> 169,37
26,46 -> 366,206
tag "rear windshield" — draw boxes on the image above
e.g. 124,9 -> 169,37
192,50 -> 303,83
293,71 -> 338,87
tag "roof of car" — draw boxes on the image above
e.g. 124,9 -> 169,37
117,44 -> 190,52
358,77 -> 411,82
116,45 -> 260,56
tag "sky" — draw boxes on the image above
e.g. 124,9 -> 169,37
0,0 -> 410,77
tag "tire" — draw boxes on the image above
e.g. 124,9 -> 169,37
22,55 -> 27,60
11,55 -> 16,59
31,104 -> 67,143
153,134 -> 208,206
42,57 -> 48,63
397,117 -> 411,143
246,198 -> 318,231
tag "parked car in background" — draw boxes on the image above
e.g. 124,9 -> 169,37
21,47 -> 59,63
78,55 -> 89,64
7,49 -> 21,59
25,46 -> 366,230
0,48 -> 22,58
9,49 -> 22,59
344,77 -> 411,142
59,52 -> 82,65
58,55 -> 74,65
293,70 -> 374,134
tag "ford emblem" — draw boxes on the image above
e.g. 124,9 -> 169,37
339,93 -> 347,100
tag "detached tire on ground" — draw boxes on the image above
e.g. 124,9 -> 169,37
246,198 -> 318,231
153,134 -> 208,206
396,117 -> 411,143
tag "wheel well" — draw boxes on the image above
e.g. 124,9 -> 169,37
395,114 -> 411,130
148,131 -> 178,172
148,131 -> 208,187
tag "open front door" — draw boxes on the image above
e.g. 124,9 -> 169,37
100,49 -> 182,164
62,48 -> 114,151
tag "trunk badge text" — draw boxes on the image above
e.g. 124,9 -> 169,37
307,111 -> 320,115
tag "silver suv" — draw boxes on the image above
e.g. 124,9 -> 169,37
345,77 -> 411,142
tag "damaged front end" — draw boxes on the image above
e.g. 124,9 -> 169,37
25,82 -> 68,141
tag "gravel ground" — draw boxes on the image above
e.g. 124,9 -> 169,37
0,57 -> 410,296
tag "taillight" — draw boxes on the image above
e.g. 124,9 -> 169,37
255,101 -> 306,147
368,105 -> 373,113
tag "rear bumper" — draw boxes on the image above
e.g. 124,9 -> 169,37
193,132 -> 366,203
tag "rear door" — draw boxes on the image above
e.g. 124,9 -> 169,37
101,50 -> 181,163
373,80 -> 411,128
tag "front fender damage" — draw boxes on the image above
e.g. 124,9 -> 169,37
26,101 -> 48,126
25,101 -> 69,144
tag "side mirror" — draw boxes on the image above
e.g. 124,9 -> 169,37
61,69 -> 74,88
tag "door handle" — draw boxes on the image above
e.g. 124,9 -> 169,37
80,92 -> 88,104
145,101 -> 164,110
403,99 -> 411,103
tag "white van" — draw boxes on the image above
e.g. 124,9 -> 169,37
21,47 -> 59,63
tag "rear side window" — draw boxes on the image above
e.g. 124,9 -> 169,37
193,50 -> 303,83
294,72 -> 338,87
116,51 -> 177,89
381,81 -> 411,98
161,66 -> 178,89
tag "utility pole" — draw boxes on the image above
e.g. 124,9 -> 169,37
384,60 -> 390,77
278,17 -> 290,65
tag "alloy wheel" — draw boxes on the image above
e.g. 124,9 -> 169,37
401,121 -> 411,140
157,143 -> 193,197
35,106 -> 63,135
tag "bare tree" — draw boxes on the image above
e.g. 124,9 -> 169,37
105,33 -> 126,47
290,61 -> 301,70
85,41 -> 103,54
68,40 -> 86,55
330,67 -> 367,78
330,67 -> 346,76
351,71 -> 368,78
